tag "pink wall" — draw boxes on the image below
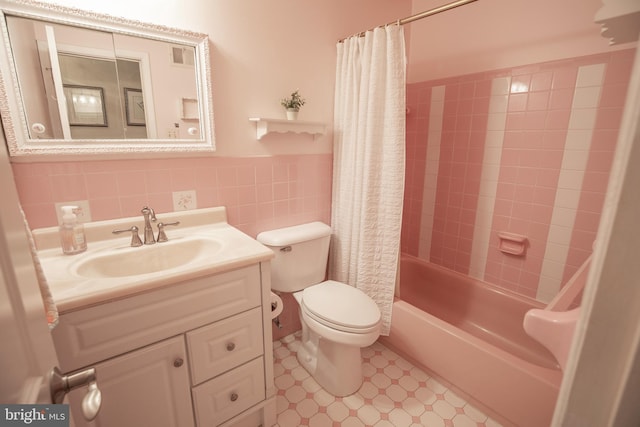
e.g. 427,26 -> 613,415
6,0 -> 413,229
402,49 -> 635,301
407,0 -> 633,83
9,0 -> 413,234
13,154 -> 332,238
32,0 -> 412,158
8,0 -> 413,342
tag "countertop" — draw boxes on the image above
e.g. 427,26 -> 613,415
33,207 -> 273,313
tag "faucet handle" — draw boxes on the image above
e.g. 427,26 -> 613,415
112,226 -> 143,247
156,221 -> 180,243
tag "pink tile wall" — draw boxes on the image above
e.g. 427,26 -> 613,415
562,49 -> 635,284
13,153 -> 331,341
12,154 -> 332,239
403,49 -> 635,299
430,76 -> 491,274
483,62 -> 578,297
403,82 -> 431,255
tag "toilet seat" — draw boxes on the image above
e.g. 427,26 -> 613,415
299,280 -> 381,334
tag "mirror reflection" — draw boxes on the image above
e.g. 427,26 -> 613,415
5,14 -> 200,141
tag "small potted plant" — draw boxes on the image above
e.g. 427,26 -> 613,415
281,89 -> 305,120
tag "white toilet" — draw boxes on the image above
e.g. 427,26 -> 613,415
257,222 -> 381,396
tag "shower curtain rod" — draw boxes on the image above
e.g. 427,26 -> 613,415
339,0 -> 478,42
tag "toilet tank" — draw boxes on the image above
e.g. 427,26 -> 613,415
256,222 -> 332,292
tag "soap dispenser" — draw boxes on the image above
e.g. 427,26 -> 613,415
59,205 -> 87,255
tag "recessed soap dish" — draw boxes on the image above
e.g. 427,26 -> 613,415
498,232 -> 528,256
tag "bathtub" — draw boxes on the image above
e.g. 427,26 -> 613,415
380,255 -> 563,427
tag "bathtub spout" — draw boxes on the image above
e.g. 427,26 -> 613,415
523,307 -> 580,371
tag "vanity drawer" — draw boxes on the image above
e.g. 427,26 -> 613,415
187,307 -> 263,385
192,357 -> 265,427
52,265 -> 262,372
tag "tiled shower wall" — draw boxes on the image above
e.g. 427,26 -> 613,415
402,49 -> 635,302
12,154 -> 333,238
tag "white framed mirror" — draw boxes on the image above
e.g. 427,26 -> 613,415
0,0 -> 215,161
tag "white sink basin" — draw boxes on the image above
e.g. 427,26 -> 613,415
72,237 -> 222,278
33,207 -> 275,312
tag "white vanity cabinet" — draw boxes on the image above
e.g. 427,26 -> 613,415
67,335 -> 195,426
188,307 -> 267,426
54,262 -> 276,427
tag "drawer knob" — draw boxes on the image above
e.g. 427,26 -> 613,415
173,358 -> 184,368
226,342 -> 236,352
230,392 -> 239,402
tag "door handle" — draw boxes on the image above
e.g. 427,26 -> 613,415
50,367 -> 102,421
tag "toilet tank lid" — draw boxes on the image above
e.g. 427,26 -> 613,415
257,221 -> 331,246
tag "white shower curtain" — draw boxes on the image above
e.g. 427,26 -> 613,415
329,25 -> 406,336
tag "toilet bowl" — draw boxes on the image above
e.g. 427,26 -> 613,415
256,222 -> 382,396
293,281 -> 381,396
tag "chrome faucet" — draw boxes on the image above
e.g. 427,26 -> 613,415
141,206 -> 157,245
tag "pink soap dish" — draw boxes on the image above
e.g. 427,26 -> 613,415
497,231 -> 528,256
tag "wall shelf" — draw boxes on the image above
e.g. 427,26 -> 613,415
249,117 -> 326,140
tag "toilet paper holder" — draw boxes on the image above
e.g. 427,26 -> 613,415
270,291 -> 284,328
273,317 -> 283,329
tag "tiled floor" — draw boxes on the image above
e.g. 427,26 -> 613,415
273,332 -> 503,427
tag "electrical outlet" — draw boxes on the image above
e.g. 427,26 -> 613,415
172,190 -> 197,211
